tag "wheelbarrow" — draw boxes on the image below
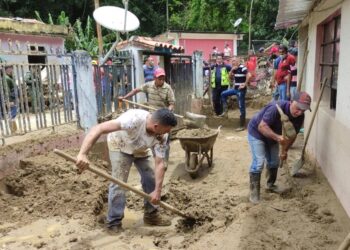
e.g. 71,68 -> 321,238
177,127 -> 220,178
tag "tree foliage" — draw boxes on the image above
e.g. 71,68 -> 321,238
0,0 -> 296,54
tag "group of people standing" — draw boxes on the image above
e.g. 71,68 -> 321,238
271,43 -> 298,101
205,54 -> 252,131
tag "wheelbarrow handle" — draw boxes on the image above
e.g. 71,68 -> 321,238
53,149 -> 189,219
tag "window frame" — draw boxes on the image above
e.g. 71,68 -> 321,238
319,14 -> 341,110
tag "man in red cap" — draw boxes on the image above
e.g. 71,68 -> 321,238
247,91 -> 311,204
120,67 -> 175,111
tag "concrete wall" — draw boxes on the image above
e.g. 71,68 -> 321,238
72,51 -> 97,131
301,0 -> 350,216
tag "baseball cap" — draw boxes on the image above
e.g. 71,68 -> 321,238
154,68 -> 166,78
293,91 -> 312,111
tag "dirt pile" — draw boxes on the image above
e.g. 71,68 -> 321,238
176,128 -> 217,138
0,128 -> 349,250
0,150 -> 109,232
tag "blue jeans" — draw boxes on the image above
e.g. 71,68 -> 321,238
278,82 -> 288,101
290,86 -> 297,101
221,87 -> 246,118
248,133 -> 280,173
107,151 -> 157,227
272,85 -> 279,101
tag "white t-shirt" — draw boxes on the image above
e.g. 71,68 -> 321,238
107,109 -> 168,158
224,47 -> 231,57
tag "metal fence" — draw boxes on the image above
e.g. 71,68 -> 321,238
92,52 -> 133,120
0,58 -> 76,144
168,56 -> 193,116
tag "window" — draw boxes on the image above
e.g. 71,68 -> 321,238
320,15 -> 340,110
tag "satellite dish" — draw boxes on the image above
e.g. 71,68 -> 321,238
93,6 -> 140,32
234,18 -> 242,27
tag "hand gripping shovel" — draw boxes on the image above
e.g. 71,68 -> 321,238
291,78 -> 327,176
53,149 -> 195,223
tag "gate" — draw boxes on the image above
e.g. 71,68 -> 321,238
0,56 -> 76,144
168,55 -> 193,116
92,51 -> 133,120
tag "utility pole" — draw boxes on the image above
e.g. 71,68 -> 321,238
94,0 -> 103,57
166,0 -> 169,37
248,0 -> 254,53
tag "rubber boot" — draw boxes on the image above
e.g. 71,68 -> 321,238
266,168 -> 278,191
249,172 -> 261,204
235,116 -> 245,131
266,168 -> 285,194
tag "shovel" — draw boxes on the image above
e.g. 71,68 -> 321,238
53,149 -> 195,221
122,99 -> 206,128
291,78 -> 327,176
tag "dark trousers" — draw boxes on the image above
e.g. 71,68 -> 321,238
212,86 -> 228,115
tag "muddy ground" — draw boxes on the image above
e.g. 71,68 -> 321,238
1,107 -> 350,249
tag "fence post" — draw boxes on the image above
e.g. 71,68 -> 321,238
192,51 -> 203,98
72,51 -> 97,132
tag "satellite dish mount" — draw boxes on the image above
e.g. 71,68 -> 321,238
93,2 -> 140,65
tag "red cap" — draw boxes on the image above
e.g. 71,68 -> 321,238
293,91 -> 312,111
154,68 -> 166,78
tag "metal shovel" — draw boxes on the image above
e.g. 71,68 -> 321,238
53,149 -> 195,221
291,78 -> 327,176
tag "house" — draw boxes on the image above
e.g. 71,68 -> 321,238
0,17 -> 68,64
116,36 -> 199,114
155,31 -> 244,62
276,0 -> 350,216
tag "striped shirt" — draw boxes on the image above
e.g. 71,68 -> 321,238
233,65 -> 248,86
140,81 -> 175,109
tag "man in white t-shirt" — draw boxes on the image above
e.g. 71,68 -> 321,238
76,108 -> 177,232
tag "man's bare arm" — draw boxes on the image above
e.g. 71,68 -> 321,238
76,120 -> 121,171
149,156 -> 166,204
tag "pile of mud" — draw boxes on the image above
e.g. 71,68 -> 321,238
0,151 -> 109,232
176,128 -> 217,138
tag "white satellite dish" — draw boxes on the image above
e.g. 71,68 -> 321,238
234,18 -> 242,27
93,6 -> 140,32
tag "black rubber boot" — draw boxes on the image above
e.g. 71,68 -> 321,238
249,172 -> 261,204
266,168 -> 285,193
267,168 -> 278,189
235,116 -> 246,131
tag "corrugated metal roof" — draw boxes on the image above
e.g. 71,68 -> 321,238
275,0 -> 315,29
116,36 -> 184,53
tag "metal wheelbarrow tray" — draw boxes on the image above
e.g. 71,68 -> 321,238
176,127 -> 220,178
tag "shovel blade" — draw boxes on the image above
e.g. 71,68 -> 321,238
291,158 -> 304,176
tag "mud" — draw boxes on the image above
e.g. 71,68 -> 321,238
176,128 -> 217,138
0,119 -> 349,249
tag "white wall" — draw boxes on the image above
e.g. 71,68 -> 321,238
302,0 -> 350,217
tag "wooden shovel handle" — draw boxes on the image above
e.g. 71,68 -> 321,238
53,149 -> 189,218
122,99 -> 184,119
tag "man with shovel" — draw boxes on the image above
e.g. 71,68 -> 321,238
119,67 -> 175,169
247,91 -> 311,203
76,108 -> 177,232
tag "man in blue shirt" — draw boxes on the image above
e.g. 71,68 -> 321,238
143,56 -> 158,82
247,92 -> 311,203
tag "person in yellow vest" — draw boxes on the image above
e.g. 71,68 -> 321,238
209,54 -> 232,115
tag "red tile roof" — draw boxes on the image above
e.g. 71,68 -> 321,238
116,36 -> 184,53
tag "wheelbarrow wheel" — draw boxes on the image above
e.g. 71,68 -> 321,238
189,153 -> 199,179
